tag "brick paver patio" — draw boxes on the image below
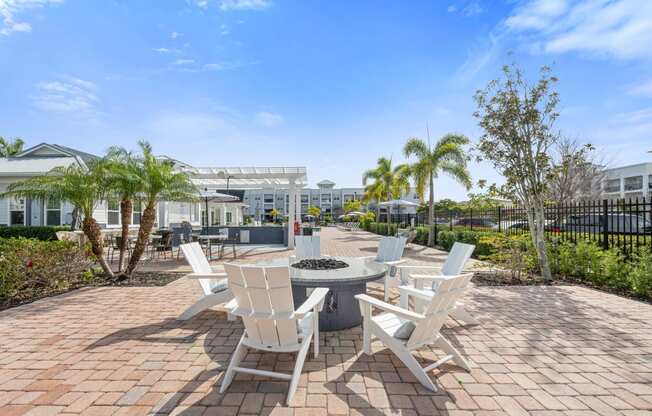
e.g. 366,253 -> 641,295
1,227 -> 651,415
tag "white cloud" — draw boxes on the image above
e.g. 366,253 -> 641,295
30,76 -> 99,113
447,1 -> 484,17
0,0 -> 63,35
219,0 -> 271,11
627,78 -> 652,98
173,58 -> 195,65
220,23 -> 230,35
462,2 -> 483,17
170,31 -> 182,39
255,111 -> 283,127
505,0 -> 652,60
203,63 -> 224,71
152,47 -> 181,54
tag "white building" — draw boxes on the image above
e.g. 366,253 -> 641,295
241,179 -> 420,221
0,143 -> 234,229
601,162 -> 652,201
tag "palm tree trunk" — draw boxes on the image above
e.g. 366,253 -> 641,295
82,216 -> 114,277
125,200 -> 156,276
427,172 -> 435,247
118,199 -> 132,273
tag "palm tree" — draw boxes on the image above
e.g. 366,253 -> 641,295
104,147 -> 142,274
124,141 -> 198,276
403,133 -> 472,246
362,157 -> 411,224
2,161 -> 114,277
0,137 -> 25,157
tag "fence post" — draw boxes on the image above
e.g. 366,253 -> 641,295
498,207 -> 502,233
602,199 -> 609,250
470,208 -> 473,231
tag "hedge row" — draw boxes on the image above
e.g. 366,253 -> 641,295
361,221 -> 651,299
0,237 -> 95,307
0,226 -> 71,241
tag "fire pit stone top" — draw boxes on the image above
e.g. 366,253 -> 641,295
291,258 -> 350,271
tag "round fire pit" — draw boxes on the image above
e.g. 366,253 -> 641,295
291,258 -> 349,270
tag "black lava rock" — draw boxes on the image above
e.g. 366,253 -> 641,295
291,258 -> 349,270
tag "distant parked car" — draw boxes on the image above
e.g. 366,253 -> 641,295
506,220 -> 561,232
454,218 -> 498,229
560,213 -> 651,235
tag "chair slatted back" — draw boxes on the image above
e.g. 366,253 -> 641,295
224,264 -> 299,348
407,273 -> 473,349
181,242 -> 217,295
433,243 -> 475,291
376,236 -> 407,262
294,235 -> 320,258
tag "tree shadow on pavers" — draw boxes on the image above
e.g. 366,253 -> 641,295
445,284 -> 652,382
85,310 -> 337,415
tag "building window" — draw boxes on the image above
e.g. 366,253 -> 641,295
649,175 -> 652,190
132,200 -> 142,225
9,197 -> 25,225
343,194 -> 354,202
46,199 -> 61,226
264,194 -> 274,203
624,176 -> 643,191
321,194 -> 331,202
108,200 -> 120,225
603,179 -> 620,193
226,212 -> 232,223
301,195 -> 309,203
190,203 -> 199,222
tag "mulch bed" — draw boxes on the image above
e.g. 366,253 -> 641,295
0,271 -> 185,311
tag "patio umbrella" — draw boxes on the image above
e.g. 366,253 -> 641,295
378,199 -> 420,234
198,189 -> 239,233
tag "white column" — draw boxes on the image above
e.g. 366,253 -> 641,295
222,203 -> 227,226
288,180 -> 296,249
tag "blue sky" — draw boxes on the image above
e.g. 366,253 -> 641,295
1,0 -> 651,200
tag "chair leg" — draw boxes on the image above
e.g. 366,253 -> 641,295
178,295 -> 224,320
391,341 -> 437,392
360,302 -> 372,355
286,336 -> 311,405
384,276 -> 390,301
312,311 -> 319,358
435,335 -> 471,371
220,336 -> 247,394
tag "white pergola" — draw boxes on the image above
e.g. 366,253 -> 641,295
184,167 -> 308,248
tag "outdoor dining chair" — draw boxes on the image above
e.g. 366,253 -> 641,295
220,263 -> 329,404
355,272 -> 473,391
397,242 -> 478,325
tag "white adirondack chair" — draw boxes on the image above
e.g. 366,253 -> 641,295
178,242 -> 233,320
294,235 -> 320,258
397,242 -> 478,325
221,264 -> 329,405
355,273 -> 473,391
368,236 -> 408,301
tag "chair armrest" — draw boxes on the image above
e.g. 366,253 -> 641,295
295,287 -> 330,317
409,274 -> 448,283
396,265 -> 441,271
383,259 -> 407,266
355,294 -> 424,322
398,285 -> 434,301
186,272 -> 227,280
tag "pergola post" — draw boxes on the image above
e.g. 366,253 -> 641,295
288,179 -> 296,249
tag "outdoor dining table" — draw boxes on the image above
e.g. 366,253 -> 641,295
256,256 -> 387,331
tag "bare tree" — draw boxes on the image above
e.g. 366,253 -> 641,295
547,137 -> 606,204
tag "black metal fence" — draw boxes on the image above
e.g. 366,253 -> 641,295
378,198 -> 652,255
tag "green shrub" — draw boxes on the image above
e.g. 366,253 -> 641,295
0,226 -> 71,241
0,237 -> 94,306
436,230 -> 498,256
629,249 -> 652,298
